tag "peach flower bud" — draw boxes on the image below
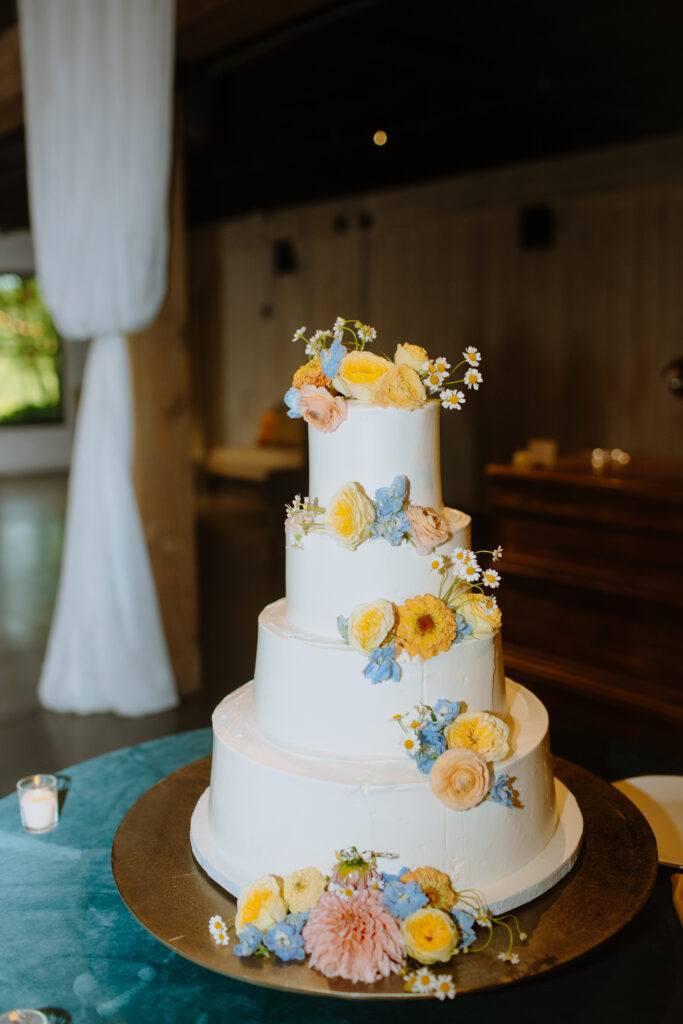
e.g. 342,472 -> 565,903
298,385 -> 347,433
405,505 -> 450,555
429,747 -> 491,811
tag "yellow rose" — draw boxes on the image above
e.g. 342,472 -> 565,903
401,907 -> 458,964
324,481 -> 376,549
236,874 -> 287,933
283,866 -> 327,913
394,342 -> 428,372
445,711 -> 510,762
333,351 -> 391,402
458,593 -> 502,638
373,364 -> 427,410
347,599 -> 395,653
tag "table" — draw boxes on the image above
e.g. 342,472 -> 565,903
1,729 -> 681,1024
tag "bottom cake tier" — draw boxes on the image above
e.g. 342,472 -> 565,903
191,679 -> 583,913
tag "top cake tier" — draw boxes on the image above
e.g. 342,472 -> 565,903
308,402 -> 443,511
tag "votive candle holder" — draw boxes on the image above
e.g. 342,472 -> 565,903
16,774 -> 59,834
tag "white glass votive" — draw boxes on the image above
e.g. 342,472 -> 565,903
0,1011 -> 48,1024
16,774 -> 59,834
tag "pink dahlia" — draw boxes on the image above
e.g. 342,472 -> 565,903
303,890 -> 405,984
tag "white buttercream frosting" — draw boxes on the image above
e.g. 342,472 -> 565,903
307,402 -> 443,510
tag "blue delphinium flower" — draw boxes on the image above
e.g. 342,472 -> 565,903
284,911 -> 309,931
432,699 -> 462,725
452,909 -> 477,950
284,387 -> 302,418
418,723 -> 447,752
454,613 -> 473,640
234,924 -> 263,957
320,336 -> 346,378
371,508 -> 411,546
416,751 -> 440,775
381,865 -> 409,884
263,921 -> 306,962
382,880 -> 428,918
489,773 -> 516,808
374,475 -> 407,517
337,615 -> 349,642
363,643 -> 400,683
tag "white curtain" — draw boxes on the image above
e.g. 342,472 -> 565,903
19,0 -> 179,715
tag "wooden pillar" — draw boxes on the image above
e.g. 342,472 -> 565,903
128,101 -> 201,696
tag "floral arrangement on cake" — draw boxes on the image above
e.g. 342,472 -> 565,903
285,474 -> 450,552
284,317 -> 484,432
208,846 -> 526,996
393,699 -> 517,810
336,545 -> 503,683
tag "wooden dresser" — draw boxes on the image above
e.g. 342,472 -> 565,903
486,455 -> 683,749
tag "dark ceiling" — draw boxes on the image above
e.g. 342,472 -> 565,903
2,0 -> 683,232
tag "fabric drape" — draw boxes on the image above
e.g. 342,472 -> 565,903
19,0 -> 178,715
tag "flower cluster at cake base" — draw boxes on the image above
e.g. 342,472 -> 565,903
393,700 -> 518,810
336,545 -> 504,683
284,318 -> 485,431
207,846 -> 527,995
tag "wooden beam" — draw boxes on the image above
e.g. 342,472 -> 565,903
0,25 -> 23,136
128,102 -> 201,696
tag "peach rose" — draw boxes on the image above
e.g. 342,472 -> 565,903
394,342 -> 428,372
429,747 -> 491,811
334,351 -> 392,402
298,385 -> 347,433
406,505 -> 450,555
373,364 -> 426,410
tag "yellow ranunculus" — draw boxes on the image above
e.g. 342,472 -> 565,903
458,593 -> 502,638
445,711 -> 510,762
333,351 -> 391,401
324,481 -> 376,550
401,907 -> 458,964
347,599 -> 395,653
283,866 -> 327,913
235,874 -> 287,933
394,342 -> 428,372
373,364 -> 427,410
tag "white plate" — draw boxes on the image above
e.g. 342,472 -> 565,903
612,775 -> 683,868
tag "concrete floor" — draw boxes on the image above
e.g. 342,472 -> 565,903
0,474 -> 285,797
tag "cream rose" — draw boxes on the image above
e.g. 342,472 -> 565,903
284,866 -> 327,913
401,907 -> 458,964
373,364 -> 427,410
445,711 -> 510,762
324,481 -> 376,549
347,599 -> 395,653
333,351 -> 391,402
236,874 -> 287,933
429,747 -> 491,810
394,342 -> 428,372
298,385 -> 347,433
405,505 -> 450,555
458,593 -> 502,638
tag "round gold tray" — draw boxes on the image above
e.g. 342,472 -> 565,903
111,756 -> 657,999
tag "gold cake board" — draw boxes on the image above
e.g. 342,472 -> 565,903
112,756 -> 657,999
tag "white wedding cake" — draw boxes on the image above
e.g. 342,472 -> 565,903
191,322 -> 582,924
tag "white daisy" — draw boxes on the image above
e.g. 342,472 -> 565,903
333,316 -> 345,339
441,389 -> 466,411
463,367 -> 483,390
452,547 -> 472,565
498,951 -> 520,964
408,967 -> 437,993
434,975 -> 457,1000
209,914 -> 230,946
291,326 -> 307,343
425,371 -> 445,392
432,356 -> 451,377
366,875 -> 385,894
479,595 -> 498,612
482,568 -> 501,588
460,560 -> 481,582
492,545 -> 503,561
310,329 -> 331,345
400,735 -> 418,756
463,346 -> 481,366
328,882 -> 355,900
356,322 -> 377,343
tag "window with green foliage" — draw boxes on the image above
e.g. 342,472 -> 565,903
0,274 -> 62,425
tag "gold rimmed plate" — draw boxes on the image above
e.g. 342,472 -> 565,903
112,756 -> 657,999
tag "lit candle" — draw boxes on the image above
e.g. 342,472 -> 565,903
16,774 -> 58,834
0,1010 -> 49,1023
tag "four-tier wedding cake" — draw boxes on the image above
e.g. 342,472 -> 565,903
190,319 -> 583,982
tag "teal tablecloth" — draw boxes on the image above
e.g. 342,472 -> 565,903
0,729 -> 681,1024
